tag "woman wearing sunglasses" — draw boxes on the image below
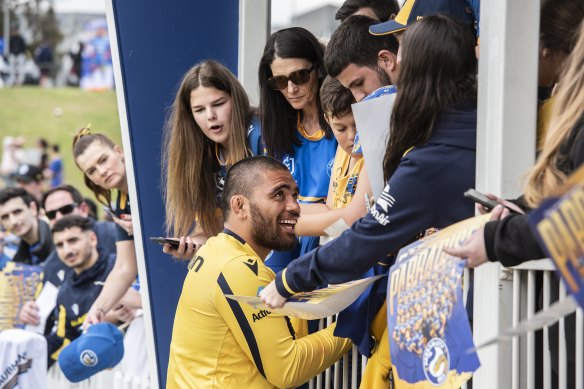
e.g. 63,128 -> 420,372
258,27 -> 338,271
72,128 -> 141,326
161,60 -> 261,258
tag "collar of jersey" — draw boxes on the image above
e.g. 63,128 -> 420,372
221,228 -> 259,258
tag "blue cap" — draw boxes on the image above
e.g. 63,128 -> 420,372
58,323 -> 124,383
369,0 -> 475,36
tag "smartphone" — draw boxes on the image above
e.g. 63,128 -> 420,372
464,189 -> 499,211
149,237 -> 182,249
103,207 -> 116,218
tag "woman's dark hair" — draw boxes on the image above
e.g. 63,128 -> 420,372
258,27 -> 332,158
383,15 -> 478,181
540,0 -> 584,54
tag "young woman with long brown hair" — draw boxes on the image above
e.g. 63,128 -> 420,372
162,60 -> 260,258
72,129 -> 140,326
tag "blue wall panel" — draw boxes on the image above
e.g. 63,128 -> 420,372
108,1 -> 239,385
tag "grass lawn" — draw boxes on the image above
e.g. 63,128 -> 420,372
0,86 -> 122,202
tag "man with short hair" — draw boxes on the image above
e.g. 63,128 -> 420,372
43,215 -> 117,365
19,185 -> 117,332
335,0 -> 399,23
167,156 -> 351,389
325,15 -> 400,102
0,187 -> 53,265
12,163 -> 45,203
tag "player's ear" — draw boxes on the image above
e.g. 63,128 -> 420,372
229,195 -> 248,219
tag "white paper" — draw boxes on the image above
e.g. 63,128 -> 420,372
351,93 -> 396,200
25,282 -> 59,334
226,275 -> 384,320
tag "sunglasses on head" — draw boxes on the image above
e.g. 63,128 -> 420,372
46,203 -> 78,220
267,63 -> 317,90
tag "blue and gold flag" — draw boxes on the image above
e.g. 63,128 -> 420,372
387,215 -> 488,388
529,185 -> 584,309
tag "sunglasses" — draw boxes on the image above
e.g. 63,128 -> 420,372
267,63 -> 317,90
46,203 -> 78,220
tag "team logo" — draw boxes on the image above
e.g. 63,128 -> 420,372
80,350 -> 98,367
326,158 -> 334,177
283,156 -> 295,175
422,338 -> 450,386
57,269 -> 65,281
72,304 -> 79,316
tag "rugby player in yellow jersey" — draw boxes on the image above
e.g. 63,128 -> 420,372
167,156 -> 351,388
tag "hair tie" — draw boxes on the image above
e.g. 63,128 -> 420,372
79,124 -> 92,137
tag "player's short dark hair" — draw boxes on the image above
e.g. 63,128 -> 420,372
335,0 -> 399,22
320,76 -> 356,118
52,215 -> 95,234
221,156 -> 289,220
0,187 -> 37,209
41,184 -> 84,210
325,15 -> 399,78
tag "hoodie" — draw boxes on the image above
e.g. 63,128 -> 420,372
275,99 -> 477,297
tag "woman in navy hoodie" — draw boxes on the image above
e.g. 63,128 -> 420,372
261,15 -> 478,309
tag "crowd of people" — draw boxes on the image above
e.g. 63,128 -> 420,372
1,0 -> 583,387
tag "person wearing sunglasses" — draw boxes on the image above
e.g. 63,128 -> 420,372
258,27 -> 338,271
39,184 -> 117,287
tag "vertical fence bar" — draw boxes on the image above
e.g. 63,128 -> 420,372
543,271 -> 551,389
576,308 -> 583,389
559,283 -> 567,389
527,270 -> 535,389
512,269 -> 520,389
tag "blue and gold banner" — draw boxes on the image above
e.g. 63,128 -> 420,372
388,215 -> 488,388
529,185 -> 584,309
0,262 -> 42,330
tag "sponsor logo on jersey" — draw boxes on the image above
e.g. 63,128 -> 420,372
188,255 -> 205,272
422,338 -> 450,386
80,350 -> 98,367
243,258 -> 258,276
283,156 -> 295,175
252,309 -> 272,322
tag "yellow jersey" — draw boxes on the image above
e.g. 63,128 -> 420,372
167,230 -> 351,388
330,147 -> 364,210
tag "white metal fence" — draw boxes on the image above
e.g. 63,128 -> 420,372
46,259 -> 581,389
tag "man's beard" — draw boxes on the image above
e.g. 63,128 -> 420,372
249,201 -> 297,252
375,65 -> 393,87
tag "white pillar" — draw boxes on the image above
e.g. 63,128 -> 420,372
238,0 -> 270,106
473,0 -> 540,387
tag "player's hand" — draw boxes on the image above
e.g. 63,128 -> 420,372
162,236 -> 200,259
83,306 -> 105,329
113,214 -> 133,236
259,281 -> 287,309
19,301 -> 40,325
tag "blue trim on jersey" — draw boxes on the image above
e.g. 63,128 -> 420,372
217,273 -> 266,378
223,228 -> 246,245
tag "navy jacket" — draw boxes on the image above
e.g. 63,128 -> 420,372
275,100 -> 477,297
46,251 -> 115,365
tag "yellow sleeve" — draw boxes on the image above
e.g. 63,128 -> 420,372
215,258 -> 351,388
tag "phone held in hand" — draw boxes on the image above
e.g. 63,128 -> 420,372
149,237 -> 181,249
463,189 -> 499,211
